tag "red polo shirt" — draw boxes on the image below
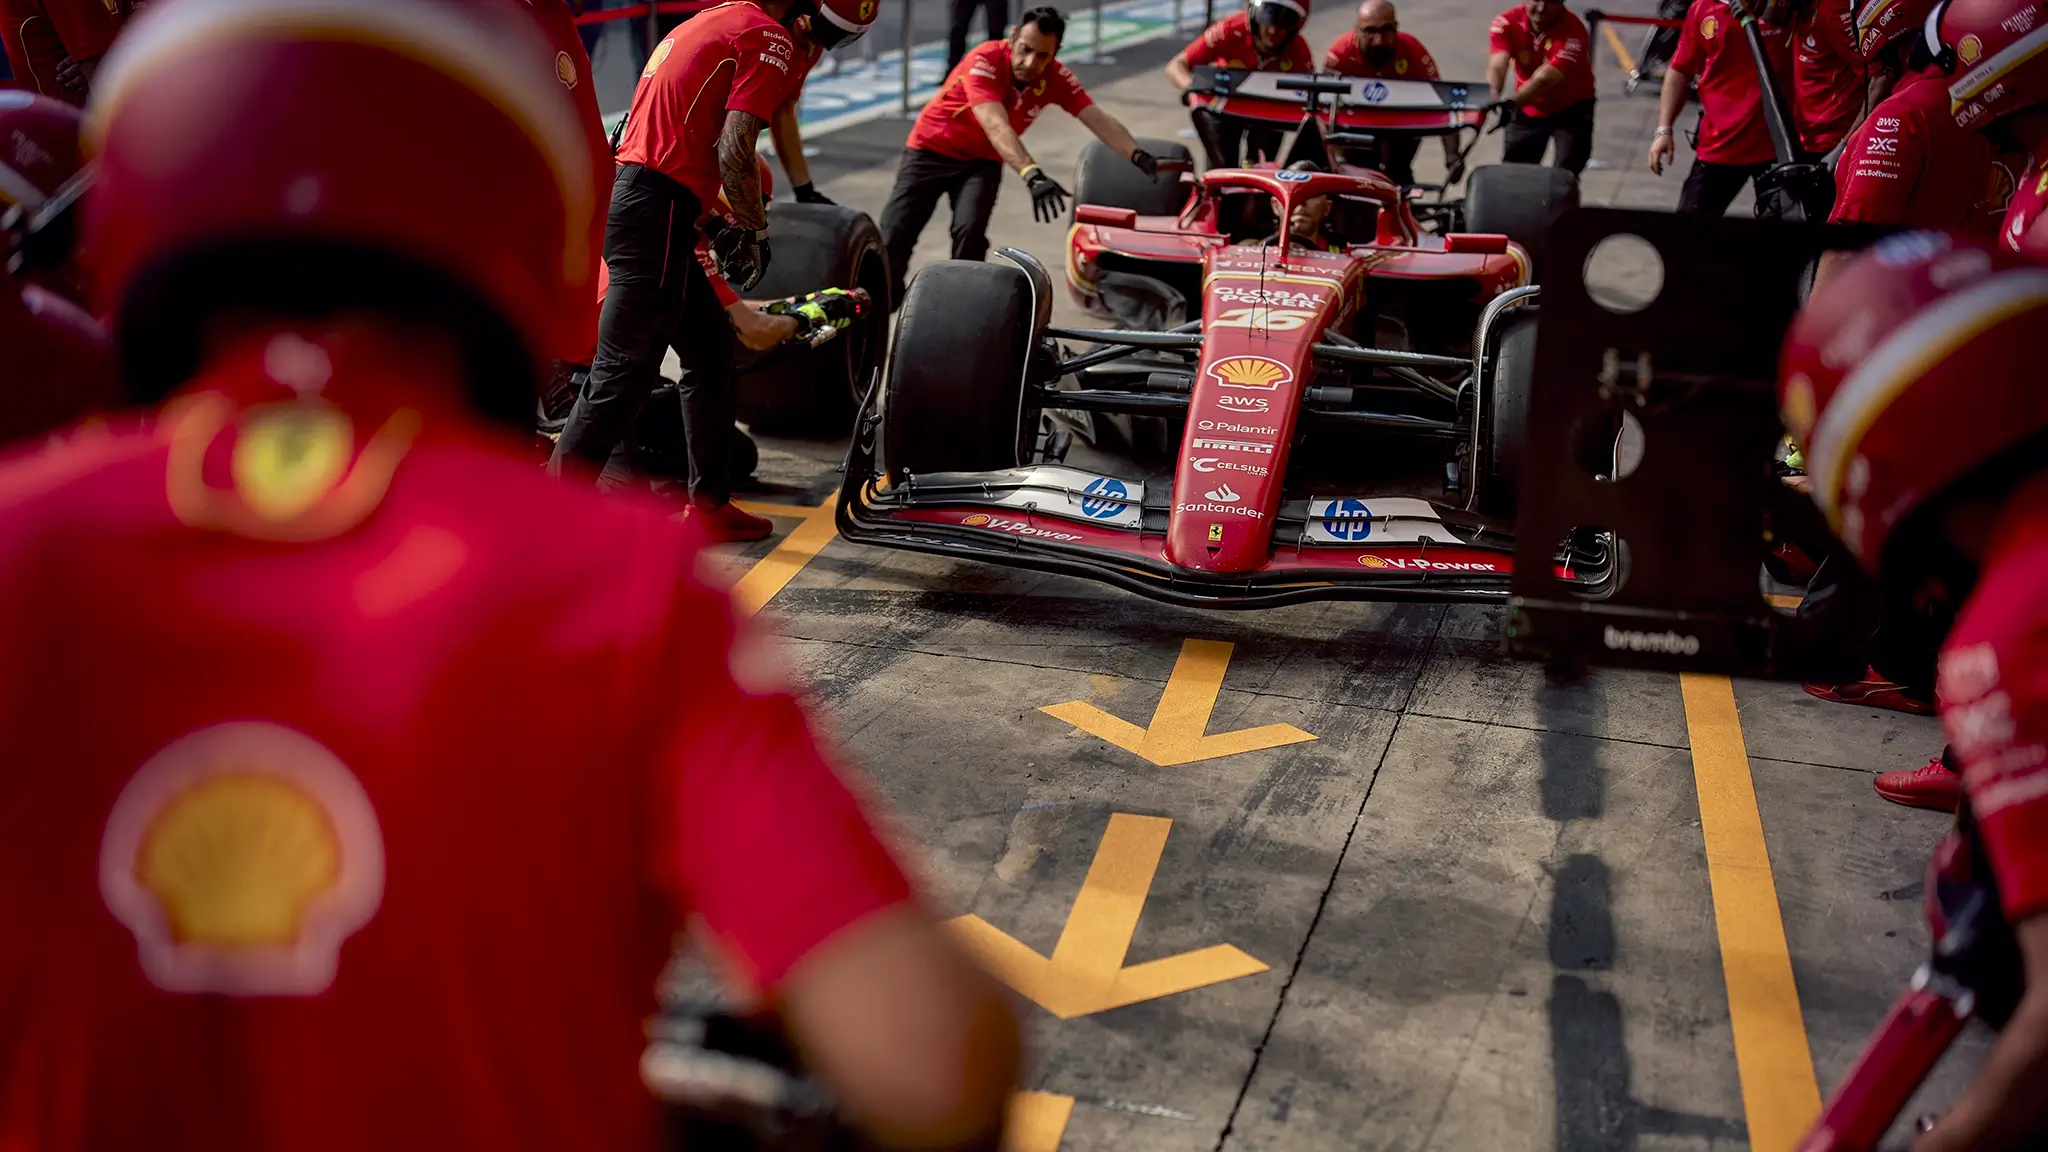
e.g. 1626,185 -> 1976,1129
1831,69 -> 1996,232
616,1 -> 799,212
906,38 -> 1093,162
1792,0 -> 1865,154
1488,4 -> 1597,119
2000,151 -> 2048,257
1671,0 -> 1792,166
1322,30 -> 1439,79
0,323 -> 915,1150
1184,11 -> 1316,73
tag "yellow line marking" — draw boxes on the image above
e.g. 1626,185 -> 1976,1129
949,813 -> 1269,1019
1680,673 -> 1821,1152
736,499 -> 828,520
1603,20 -> 1638,75
1040,639 -> 1318,766
729,495 -> 839,618
1005,1091 -> 1076,1152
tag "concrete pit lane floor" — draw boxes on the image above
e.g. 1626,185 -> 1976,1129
668,2 -> 1985,1147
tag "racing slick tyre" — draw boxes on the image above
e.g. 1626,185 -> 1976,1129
1481,305 -> 1538,517
882,260 -> 1031,477
1074,137 -> 1194,218
1463,164 -> 1580,275
736,202 -> 892,437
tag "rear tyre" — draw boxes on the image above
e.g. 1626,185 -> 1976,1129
736,202 -> 891,436
1481,305 -> 1538,518
1463,164 -> 1580,274
1074,137 -> 1194,217
882,261 -> 1031,477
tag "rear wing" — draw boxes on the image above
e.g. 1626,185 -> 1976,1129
1188,67 -> 1490,133
1504,208 -> 1891,681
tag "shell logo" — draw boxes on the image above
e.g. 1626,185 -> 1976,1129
101,723 -> 385,997
644,39 -> 674,77
1960,34 -> 1983,63
231,402 -> 355,523
555,50 -> 579,90
1210,355 -> 1292,390
1358,554 -> 1390,568
1701,14 -> 1718,38
963,514 -> 992,526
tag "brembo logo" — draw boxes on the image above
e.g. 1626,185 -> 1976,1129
1602,626 -> 1702,656
1191,457 -> 1269,476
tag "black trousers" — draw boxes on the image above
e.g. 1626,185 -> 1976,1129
878,147 -> 1005,302
1502,99 -> 1597,175
946,0 -> 1009,71
550,164 -> 737,504
1678,156 -> 1773,216
1190,107 -> 1286,171
1371,136 -> 1423,185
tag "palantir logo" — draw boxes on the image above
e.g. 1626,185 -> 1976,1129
1079,477 -> 1129,520
1322,498 -> 1372,541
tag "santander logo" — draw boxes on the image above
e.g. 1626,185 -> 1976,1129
1203,483 -> 1241,503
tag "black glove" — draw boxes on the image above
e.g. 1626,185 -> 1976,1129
1445,155 -> 1467,185
1130,148 -> 1159,179
791,182 -> 835,206
1022,166 -> 1070,224
707,220 -> 770,293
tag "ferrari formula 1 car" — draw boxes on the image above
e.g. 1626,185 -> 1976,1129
836,163 -> 1618,608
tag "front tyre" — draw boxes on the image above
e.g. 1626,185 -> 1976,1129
881,261 -> 1032,478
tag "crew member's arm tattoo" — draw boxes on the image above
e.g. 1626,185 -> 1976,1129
718,109 -> 770,230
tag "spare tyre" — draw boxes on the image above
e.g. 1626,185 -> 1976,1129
882,261 -> 1032,477
735,201 -> 892,437
1074,137 -> 1194,218
1462,164 -> 1580,276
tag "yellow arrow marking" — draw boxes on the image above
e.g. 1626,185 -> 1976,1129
1005,1091 -> 1075,1152
730,495 -> 838,618
948,814 -> 1269,1020
1040,639 -> 1317,766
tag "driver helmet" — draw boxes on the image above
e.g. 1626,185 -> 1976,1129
1918,0 -> 2048,131
1847,0 -> 1942,62
1778,232 -> 2048,576
84,0 -> 596,426
0,93 -> 84,212
793,0 -> 879,49
1249,0 -> 1308,46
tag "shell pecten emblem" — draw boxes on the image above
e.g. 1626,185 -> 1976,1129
232,402 -> 355,522
101,723 -> 385,997
1209,355 -> 1293,391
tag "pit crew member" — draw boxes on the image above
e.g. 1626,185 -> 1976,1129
879,7 -> 1153,299
1647,0 -> 1793,215
0,0 -> 128,104
0,0 -> 1024,1145
1791,0 -> 1864,161
773,0 -> 879,204
1782,232 -> 2048,1152
1925,0 -> 2048,260
548,0 -> 802,542
1487,0 -> 1599,174
1167,0 -> 1315,168
1322,0 -> 1460,184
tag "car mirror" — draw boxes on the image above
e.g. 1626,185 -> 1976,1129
1445,232 -> 1509,255
1075,205 -> 1137,229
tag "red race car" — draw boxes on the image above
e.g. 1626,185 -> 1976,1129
835,158 -> 1616,608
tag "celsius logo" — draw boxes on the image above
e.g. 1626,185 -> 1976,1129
1190,457 -> 1270,476
1079,477 -> 1130,520
1218,395 -> 1270,412
1203,484 -> 1241,503
1602,626 -> 1702,656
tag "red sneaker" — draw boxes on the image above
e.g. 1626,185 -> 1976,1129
683,502 -> 774,544
1802,667 -> 1936,715
1873,755 -> 1963,812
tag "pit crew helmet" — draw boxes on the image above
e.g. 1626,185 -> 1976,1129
1848,0 -> 1941,61
1779,231 -> 2048,576
0,93 -> 84,212
83,0 -> 596,426
1920,0 -> 2048,130
793,0 -> 878,49
1250,0 -> 1308,46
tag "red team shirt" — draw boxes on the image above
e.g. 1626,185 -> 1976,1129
1671,0 -> 1791,166
615,1 -> 798,212
1183,11 -> 1317,73
0,0 -> 126,104
1940,473 -> 2048,925
1792,0 -> 1865,155
1831,69 -> 1997,231
906,38 -> 1094,162
0,326 -> 913,1149
1321,30 -> 1440,78
2000,152 -> 2048,256
1487,5 -> 1597,119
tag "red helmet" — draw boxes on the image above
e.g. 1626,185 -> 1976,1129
1251,0 -> 1309,42
1779,232 -> 2048,573
800,0 -> 880,50
1922,0 -> 2048,129
84,0 -> 598,423
0,280 -> 118,446
1847,0 -> 1941,60
0,92 -> 84,211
